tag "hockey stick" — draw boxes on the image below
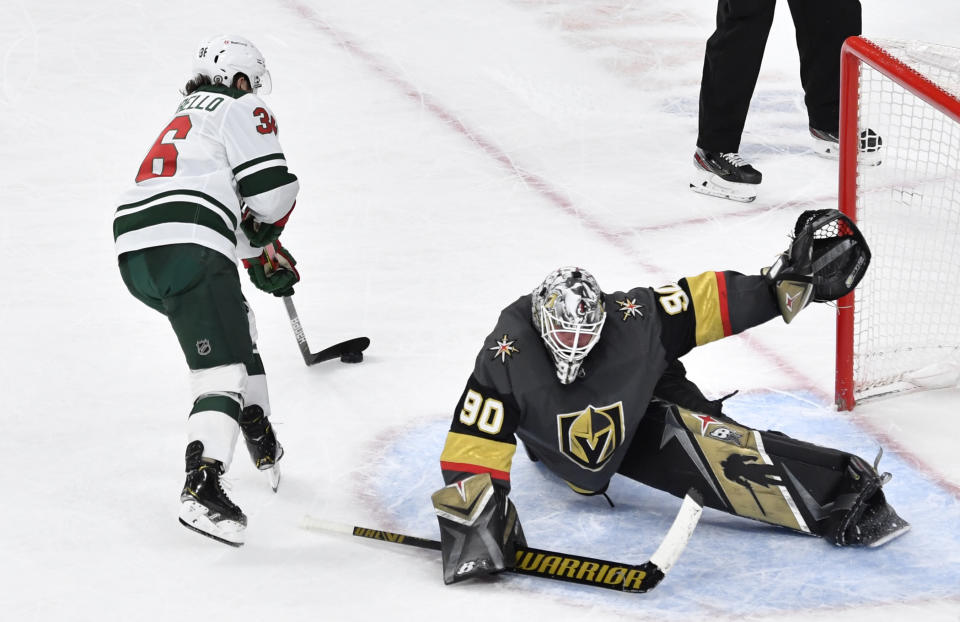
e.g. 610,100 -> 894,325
301,489 -> 703,593
261,243 -> 370,366
280,294 -> 370,365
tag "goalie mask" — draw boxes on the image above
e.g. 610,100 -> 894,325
532,267 -> 607,385
193,36 -> 272,95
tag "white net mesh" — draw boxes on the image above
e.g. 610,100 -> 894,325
853,38 -> 960,400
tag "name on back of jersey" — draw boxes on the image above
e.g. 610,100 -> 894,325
177,93 -> 225,114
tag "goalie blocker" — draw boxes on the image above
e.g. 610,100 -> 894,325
431,473 -> 526,584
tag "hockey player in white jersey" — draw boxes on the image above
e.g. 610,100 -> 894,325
114,36 -> 299,546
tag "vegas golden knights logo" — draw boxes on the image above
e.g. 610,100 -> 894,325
556,402 -> 625,471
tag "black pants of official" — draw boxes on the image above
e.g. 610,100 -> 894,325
697,0 -> 862,153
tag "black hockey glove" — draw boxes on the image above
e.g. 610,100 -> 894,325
764,209 -> 870,323
242,241 -> 299,297
431,472 -> 526,585
240,202 -> 295,247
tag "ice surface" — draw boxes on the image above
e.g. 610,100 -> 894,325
2,1 -> 959,620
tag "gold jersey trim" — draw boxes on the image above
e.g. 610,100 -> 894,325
686,271 -> 725,346
439,432 -> 516,476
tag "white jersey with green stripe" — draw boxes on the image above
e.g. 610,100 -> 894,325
113,84 -> 299,262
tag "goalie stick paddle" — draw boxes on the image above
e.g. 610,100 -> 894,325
301,489 -> 703,593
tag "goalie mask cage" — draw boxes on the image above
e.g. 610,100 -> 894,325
836,36 -> 960,410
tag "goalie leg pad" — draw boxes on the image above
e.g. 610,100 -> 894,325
750,433 -> 909,546
619,402 -> 908,545
432,473 -> 526,585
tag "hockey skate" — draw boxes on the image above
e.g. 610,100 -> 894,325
850,495 -> 911,547
810,127 -> 883,166
831,451 -> 910,548
179,441 -> 247,547
690,148 -> 762,202
239,405 -> 284,492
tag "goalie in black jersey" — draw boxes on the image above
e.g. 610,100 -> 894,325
432,209 -> 909,586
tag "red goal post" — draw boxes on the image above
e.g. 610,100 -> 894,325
836,36 -> 960,410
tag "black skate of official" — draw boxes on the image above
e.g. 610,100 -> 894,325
810,127 -> 883,166
690,148 -> 762,202
239,405 -> 284,492
179,440 -> 247,547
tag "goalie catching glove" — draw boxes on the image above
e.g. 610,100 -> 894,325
431,472 -> 526,585
764,209 -> 871,323
242,241 -> 299,297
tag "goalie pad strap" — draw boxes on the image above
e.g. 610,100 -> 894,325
828,455 -> 884,546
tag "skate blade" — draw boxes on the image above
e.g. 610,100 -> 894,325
859,151 -> 882,167
179,500 -> 245,547
811,138 -> 882,167
257,444 -> 282,492
689,169 -> 757,203
867,522 -> 911,548
267,464 -> 281,493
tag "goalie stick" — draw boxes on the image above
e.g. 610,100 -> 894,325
260,243 -> 370,366
301,489 -> 703,593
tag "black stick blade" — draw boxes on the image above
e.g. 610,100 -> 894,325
307,337 -> 371,366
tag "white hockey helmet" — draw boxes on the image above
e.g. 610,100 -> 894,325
531,267 -> 607,385
193,35 -> 272,94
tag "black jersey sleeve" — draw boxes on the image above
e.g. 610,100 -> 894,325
656,271 -> 780,359
439,374 -> 521,493
653,359 -> 729,415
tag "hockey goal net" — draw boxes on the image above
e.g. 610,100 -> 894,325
836,36 -> 960,410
